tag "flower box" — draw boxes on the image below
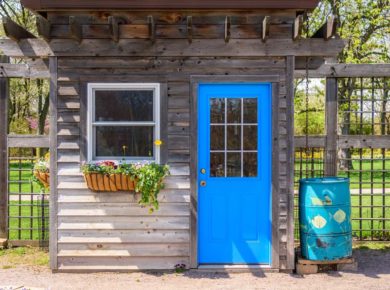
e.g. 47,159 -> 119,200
83,173 -> 136,192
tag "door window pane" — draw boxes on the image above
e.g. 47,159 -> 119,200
96,126 -> 154,157
210,98 -> 225,123
227,125 -> 241,150
209,97 -> 258,178
227,153 -> 241,177
243,153 -> 258,177
95,90 -> 154,122
210,126 -> 225,150
227,98 -> 241,123
243,125 -> 257,150
210,153 -> 225,177
243,98 -> 257,123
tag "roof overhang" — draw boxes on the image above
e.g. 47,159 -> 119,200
21,0 -> 320,11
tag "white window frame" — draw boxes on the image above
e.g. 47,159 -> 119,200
87,83 -> 161,163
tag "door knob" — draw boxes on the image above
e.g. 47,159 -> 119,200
200,181 -> 206,187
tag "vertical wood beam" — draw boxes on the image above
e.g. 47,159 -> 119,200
285,55 -> 296,270
293,14 -> 303,41
262,16 -> 270,42
325,77 -> 338,176
224,16 -> 231,43
36,15 -> 51,42
108,16 -> 126,43
186,16 -> 193,44
0,56 -> 9,240
148,15 -> 155,43
69,16 -> 82,43
49,56 -> 58,269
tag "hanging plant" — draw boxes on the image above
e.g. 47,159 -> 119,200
81,161 -> 170,212
135,162 -> 170,213
81,161 -> 137,192
33,152 -> 50,190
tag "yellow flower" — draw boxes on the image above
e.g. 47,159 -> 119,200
154,140 -> 163,146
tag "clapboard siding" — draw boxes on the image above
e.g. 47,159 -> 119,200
54,54 -> 292,271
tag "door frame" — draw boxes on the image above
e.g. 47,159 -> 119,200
190,75 -> 280,268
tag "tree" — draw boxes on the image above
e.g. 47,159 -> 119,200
0,0 -> 49,139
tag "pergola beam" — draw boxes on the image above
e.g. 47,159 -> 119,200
293,14 -> 304,41
295,63 -> 390,78
312,15 -> 337,40
0,38 -> 345,58
261,16 -> 270,42
0,60 -> 50,78
36,15 -> 51,42
2,17 -> 35,42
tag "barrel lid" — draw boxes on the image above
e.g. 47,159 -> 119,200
299,177 -> 349,184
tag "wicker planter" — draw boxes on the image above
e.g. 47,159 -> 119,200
34,170 -> 50,188
84,173 -> 137,192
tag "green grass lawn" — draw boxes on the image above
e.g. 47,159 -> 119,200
295,160 -> 390,189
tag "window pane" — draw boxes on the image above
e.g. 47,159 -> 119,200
243,125 -> 257,150
227,98 -> 241,123
96,126 -> 154,157
227,125 -> 241,150
210,153 -> 225,177
210,98 -> 225,123
227,153 -> 241,177
210,126 -> 225,150
243,98 -> 257,123
243,153 -> 257,177
95,90 -> 154,122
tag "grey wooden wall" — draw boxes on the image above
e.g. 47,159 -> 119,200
51,55 -> 293,271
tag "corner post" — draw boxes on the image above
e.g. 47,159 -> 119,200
285,55 -> 296,270
325,77 -> 338,176
49,56 -> 58,269
0,55 -> 9,240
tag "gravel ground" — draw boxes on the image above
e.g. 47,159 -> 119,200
0,249 -> 389,290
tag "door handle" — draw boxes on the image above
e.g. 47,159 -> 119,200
200,180 -> 207,187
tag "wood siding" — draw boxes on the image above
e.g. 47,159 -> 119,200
53,55 -> 293,271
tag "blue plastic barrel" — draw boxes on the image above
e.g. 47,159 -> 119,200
299,177 -> 352,261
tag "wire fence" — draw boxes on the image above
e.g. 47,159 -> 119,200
294,77 -> 390,241
7,147 -> 49,248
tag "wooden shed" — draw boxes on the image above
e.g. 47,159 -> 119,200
1,0 -> 345,271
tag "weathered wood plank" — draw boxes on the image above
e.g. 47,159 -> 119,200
57,244 -> 189,257
325,78 -> 338,176
0,62 -> 50,78
57,256 -> 189,270
0,56 -> 8,239
295,63 -> 390,78
36,15 -> 51,42
2,17 -> 35,41
57,190 -> 190,203
57,203 -> 190,217
338,135 -> 390,149
49,56 -> 58,270
58,229 -> 189,243
57,216 -> 189,230
285,55 -> 295,270
7,135 -> 49,148
0,38 -> 346,57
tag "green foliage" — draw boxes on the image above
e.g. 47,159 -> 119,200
308,0 -> 390,64
135,163 -> 170,213
81,161 -> 170,212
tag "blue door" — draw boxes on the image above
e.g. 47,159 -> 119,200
198,83 -> 272,264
